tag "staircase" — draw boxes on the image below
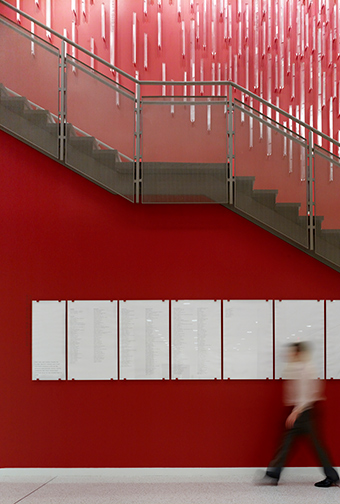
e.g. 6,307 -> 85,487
1,81 -> 340,271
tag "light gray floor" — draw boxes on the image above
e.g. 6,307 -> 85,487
0,468 -> 339,504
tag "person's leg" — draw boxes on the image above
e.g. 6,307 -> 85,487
304,408 -> 339,485
266,418 -> 301,481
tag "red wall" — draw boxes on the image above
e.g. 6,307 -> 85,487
1,128 -> 340,468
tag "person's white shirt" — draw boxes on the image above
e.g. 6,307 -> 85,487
283,358 -> 323,414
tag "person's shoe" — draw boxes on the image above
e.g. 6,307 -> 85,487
261,475 -> 279,486
254,470 -> 279,486
314,477 -> 340,488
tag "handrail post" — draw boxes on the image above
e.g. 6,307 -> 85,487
227,84 -> 234,205
135,82 -> 141,204
59,40 -> 66,162
307,129 -> 315,251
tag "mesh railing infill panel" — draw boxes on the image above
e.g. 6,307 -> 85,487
142,162 -> 228,203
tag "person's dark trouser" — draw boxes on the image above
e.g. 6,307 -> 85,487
266,408 -> 339,482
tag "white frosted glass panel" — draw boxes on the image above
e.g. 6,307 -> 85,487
119,300 -> 169,380
203,0 -> 207,49
68,301 -> 117,380
158,12 -> 162,49
46,0 -> 51,39
275,300 -> 324,379
110,0 -> 116,67
132,12 -> 137,66
144,33 -> 148,70
32,301 -> 66,380
181,21 -> 185,58
223,300 -> 273,379
30,21 -> 35,56
172,300 -> 221,380
326,300 -> 340,379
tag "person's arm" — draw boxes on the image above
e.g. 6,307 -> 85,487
285,406 -> 303,428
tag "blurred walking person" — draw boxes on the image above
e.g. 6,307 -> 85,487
263,342 -> 339,487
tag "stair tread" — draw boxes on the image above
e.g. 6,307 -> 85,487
44,123 -> 77,137
24,109 -> 55,125
69,135 -> 97,142
253,189 -> 279,195
1,96 -> 32,108
68,135 -> 99,153
275,202 -> 301,207
92,149 -> 120,156
320,229 -> 340,234
299,215 -> 324,222
92,149 -> 121,167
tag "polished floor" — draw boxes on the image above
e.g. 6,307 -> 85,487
0,468 -> 339,504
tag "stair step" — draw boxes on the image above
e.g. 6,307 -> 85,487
92,149 -> 121,168
318,229 -> 340,246
252,189 -> 278,208
68,135 -> 98,155
235,176 -> 256,195
23,109 -> 55,126
275,202 -> 301,222
0,96 -> 32,114
44,122 -> 76,138
298,215 -> 324,233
